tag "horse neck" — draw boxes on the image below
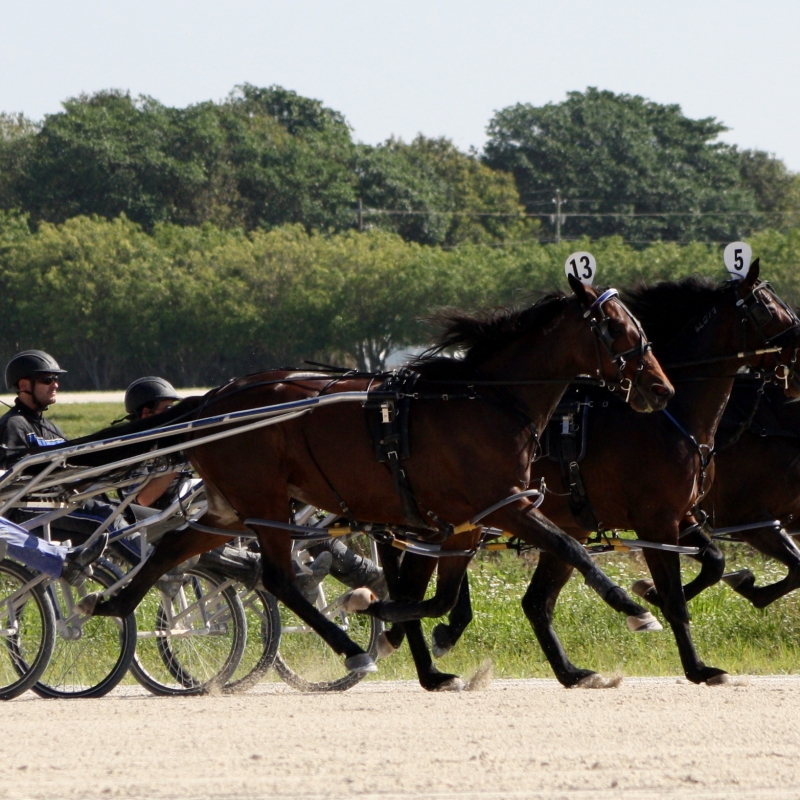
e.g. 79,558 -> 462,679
658,302 -> 747,446
477,311 -> 590,433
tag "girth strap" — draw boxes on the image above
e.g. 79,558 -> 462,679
366,369 -> 446,534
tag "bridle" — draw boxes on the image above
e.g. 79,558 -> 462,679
736,280 -> 800,390
663,278 -> 800,505
583,288 -> 653,404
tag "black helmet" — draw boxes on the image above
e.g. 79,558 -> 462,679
5,350 -> 67,391
125,377 -> 180,417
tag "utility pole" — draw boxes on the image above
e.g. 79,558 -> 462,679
552,189 -> 566,244
357,198 -> 364,232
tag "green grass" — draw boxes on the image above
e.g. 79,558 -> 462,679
49,403 -> 800,683
48,402 -> 125,438
373,546 -> 800,681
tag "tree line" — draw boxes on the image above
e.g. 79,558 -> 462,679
1,86 -> 799,246
1,211 -> 799,390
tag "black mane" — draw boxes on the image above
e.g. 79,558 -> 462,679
412,292 -> 570,374
622,276 -> 730,348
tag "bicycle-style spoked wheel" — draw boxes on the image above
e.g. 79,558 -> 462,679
33,561 -> 137,699
224,587 -> 281,693
274,572 -> 382,692
129,565 -> 247,696
0,559 -> 56,700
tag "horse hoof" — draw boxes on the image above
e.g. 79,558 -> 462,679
722,570 -> 754,591
627,611 -> 663,632
376,632 -> 397,660
707,672 -> 731,686
344,653 -> 378,674
77,592 -> 101,615
632,579 -> 655,598
341,588 -> 376,613
577,673 -> 623,689
434,677 -> 465,692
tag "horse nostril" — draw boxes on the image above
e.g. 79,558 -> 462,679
651,383 -> 670,397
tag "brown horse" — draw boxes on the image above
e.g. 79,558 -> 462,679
691,376 -> 800,607
79,277 -> 672,681
411,261 -> 800,687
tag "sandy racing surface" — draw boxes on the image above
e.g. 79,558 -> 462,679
2,677 -> 800,800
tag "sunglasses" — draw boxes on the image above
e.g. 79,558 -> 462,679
36,376 -> 59,386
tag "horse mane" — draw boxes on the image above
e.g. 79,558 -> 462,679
622,276 -> 729,348
412,292 -> 570,373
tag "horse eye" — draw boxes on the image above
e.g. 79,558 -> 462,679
607,320 -> 623,337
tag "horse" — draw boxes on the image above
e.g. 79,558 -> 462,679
690,376 -> 800,608
403,260 -> 800,687
75,276 -> 673,683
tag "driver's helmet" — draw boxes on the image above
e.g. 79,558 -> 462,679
5,350 -> 67,391
125,377 -> 180,418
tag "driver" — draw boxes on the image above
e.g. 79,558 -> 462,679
0,350 -> 106,582
122,376 -> 182,509
0,350 -> 67,470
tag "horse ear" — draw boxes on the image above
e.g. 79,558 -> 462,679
745,258 -> 760,286
568,273 -> 597,307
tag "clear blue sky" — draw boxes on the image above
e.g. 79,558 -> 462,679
2,0 -> 799,168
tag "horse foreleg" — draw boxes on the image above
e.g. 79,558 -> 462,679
367,553 -> 471,623
366,529 -> 480,625
373,544 -> 407,655
642,548 -> 728,684
723,528 -> 800,608
89,526 -> 235,618
372,547 -> 464,690
432,575 -> 473,658
497,505 -> 656,629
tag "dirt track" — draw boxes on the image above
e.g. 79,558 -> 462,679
3,676 -> 800,800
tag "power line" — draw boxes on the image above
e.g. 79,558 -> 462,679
355,207 -> 780,219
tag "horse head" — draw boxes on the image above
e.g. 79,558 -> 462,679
734,260 -> 800,399
568,275 -> 674,412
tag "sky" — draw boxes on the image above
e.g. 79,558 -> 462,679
2,0 -> 799,168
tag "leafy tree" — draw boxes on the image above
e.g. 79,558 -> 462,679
11,86 -> 359,234
484,88 -> 759,244
0,113 -> 37,211
356,136 -> 535,246
222,84 -> 358,231
739,149 -> 800,229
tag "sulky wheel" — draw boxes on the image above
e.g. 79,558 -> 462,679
0,559 -> 56,700
33,560 -> 137,699
129,565 -> 247,696
223,587 -> 281,693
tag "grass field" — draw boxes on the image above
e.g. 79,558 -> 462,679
48,403 -> 800,682
48,402 -> 125,438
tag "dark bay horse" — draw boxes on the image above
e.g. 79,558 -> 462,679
694,377 -> 800,607
413,261 -> 800,687
79,277 -> 672,680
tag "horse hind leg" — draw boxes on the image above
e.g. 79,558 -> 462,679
723,529 -> 800,608
86,523 -> 237,618
257,531 -> 377,672
522,552 -> 620,688
633,531 -> 725,607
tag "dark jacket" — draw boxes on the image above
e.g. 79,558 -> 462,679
0,399 -> 67,471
